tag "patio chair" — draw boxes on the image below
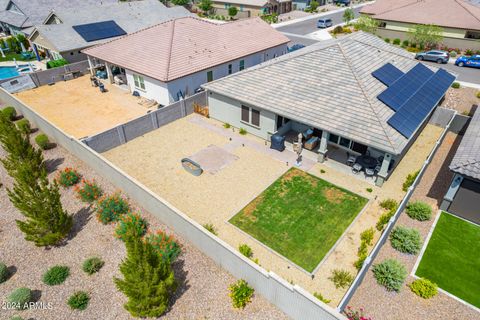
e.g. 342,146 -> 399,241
304,136 -> 319,150
365,168 -> 375,178
303,128 -> 313,140
346,153 -> 356,166
352,163 -> 362,174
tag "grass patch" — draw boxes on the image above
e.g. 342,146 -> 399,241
229,168 -> 367,272
0,52 -> 36,62
416,212 -> 480,307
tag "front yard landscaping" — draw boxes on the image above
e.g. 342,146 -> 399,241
416,212 -> 480,308
230,168 -> 368,272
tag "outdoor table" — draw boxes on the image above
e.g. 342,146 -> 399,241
356,155 -> 378,170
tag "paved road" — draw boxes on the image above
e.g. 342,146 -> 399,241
422,60 -> 480,85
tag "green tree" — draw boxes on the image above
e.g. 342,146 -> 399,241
407,24 -> 443,49
228,6 -> 238,19
114,235 -> 177,318
198,0 -> 212,14
353,15 -> 379,34
310,0 -> 319,11
343,8 -> 354,24
170,0 -> 190,6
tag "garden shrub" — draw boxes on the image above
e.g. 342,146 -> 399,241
238,244 -> 252,258
406,201 -> 432,221
82,257 -> 104,275
354,254 -> 366,270
408,278 -> 438,299
43,265 -> 70,285
313,292 -> 331,304
10,316 -> 24,320
376,208 -> 395,231
477,91 -> 480,99
402,39 -> 409,47
68,291 -> 90,310
333,25 -> 344,34
115,213 -> 149,241
35,133 -> 50,150
372,259 -> 407,291
465,49 -> 473,56
239,128 -> 247,135
329,269 -> 354,289
366,188 -> 373,193
344,306 -> 372,320
2,106 -> 16,121
8,288 -> 32,309
57,167 -> 81,187
0,262 -> 9,283
360,228 -> 374,246
77,180 -> 103,203
410,42 -> 417,48
402,170 -> 419,191
15,119 -> 30,134
450,50 -> 457,57
384,38 -> 390,43
451,82 -> 460,89
223,122 -> 231,129
379,198 -> 398,211
358,241 -> 368,257
229,279 -> 254,309
390,226 -> 422,254
393,38 -> 401,45
46,58 -> 68,69
146,231 -> 181,262
203,223 -> 217,235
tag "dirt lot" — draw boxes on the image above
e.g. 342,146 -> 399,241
14,76 -> 148,138
441,87 -> 480,115
0,131 -> 288,319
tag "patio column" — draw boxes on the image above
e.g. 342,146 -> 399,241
87,56 -> 94,75
318,131 -> 329,163
105,61 -> 114,84
375,152 -> 392,187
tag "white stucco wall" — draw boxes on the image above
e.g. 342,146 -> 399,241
125,70 -> 170,106
208,91 -> 276,140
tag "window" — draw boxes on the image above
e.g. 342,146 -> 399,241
241,105 -> 249,122
228,64 -> 232,74
379,22 -> 386,28
251,108 -> 260,126
224,3 -> 231,8
240,4 -> 244,11
339,137 -> 351,148
239,60 -> 245,71
241,105 -> 260,127
328,134 -> 339,144
207,70 -> 213,82
70,52 -> 74,55
133,74 -> 145,90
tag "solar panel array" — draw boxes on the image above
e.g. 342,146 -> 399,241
377,63 -> 434,111
371,63 -> 404,87
387,68 -> 455,138
73,20 -> 126,42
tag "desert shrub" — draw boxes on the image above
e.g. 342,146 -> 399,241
358,240 -> 368,257
313,292 -> 331,304
57,167 -> 81,187
393,38 -> 401,45
390,226 -> 422,254
15,119 -> 30,134
239,128 -> 247,135
115,213 -> 149,241
95,193 -> 130,223
203,223 -> 217,235
384,38 -> 390,43
451,82 -> 460,89
408,278 -> 438,299
68,291 -> 90,310
465,49 -> 473,56
77,179 -> 103,203
0,262 -> 9,283
402,170 -> 419,191
477,91 -> 480,99
2,106 -> 16,121
372,259 -> 407,291
10,316 -> 24,320
376,208 -> 395,231
238,244 -> 252,258
379,198 -> 398,211
229,279 -> 254,309
46,58 -> 68,69
146,231 -> 181,262
354,254 -> 366,270
35,133 -> 50,150
410,42 -> 417,48
344,306 -> 372,320
8,288 -> 32,309
366,188 -> 373,193
360,228 -> 374,246
342,27 -> 352,34
402,39 -> 409,47
43,265 -> 70,285
223,122 -> 231,128
82,257 -> 104,275
329,269 -> 354,289
333,25 -> 344,34
406,201 -> 432,221
449,50 -> 457,57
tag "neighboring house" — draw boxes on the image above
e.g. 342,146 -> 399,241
28,0 -> 191,63
202,32 -> 455,186
0,0 -> 117,36
83,17 -> 289,106
211,0 -> 292,19
441,109 -> 480,224
361,0 -> 480,50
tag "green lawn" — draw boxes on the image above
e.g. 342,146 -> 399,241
229,168 -> 368,272
0,52 -> 36,62
416,212 -> 480,308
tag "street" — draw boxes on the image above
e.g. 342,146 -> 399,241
422,60 -> 480,85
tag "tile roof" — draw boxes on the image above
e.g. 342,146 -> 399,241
450,109 -> 480,180
361,0 -> 480,31
83,17 -> 289,82
212,0 -> 270,7
203,32 -> 453,155
30,0 -> 191,52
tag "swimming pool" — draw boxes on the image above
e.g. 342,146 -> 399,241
0,65 -> 28,80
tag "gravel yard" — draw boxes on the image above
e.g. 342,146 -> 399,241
349,132 -> 479,319
441,87 -> 480,115
0,131 -> 288,319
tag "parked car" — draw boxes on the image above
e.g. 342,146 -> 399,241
317,18 -> 333,28
288,44 -> 306,53
414,50 -> 450,64
455,55 -> 480,68
334,0 -> 351,6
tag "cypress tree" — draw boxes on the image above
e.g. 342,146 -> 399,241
114,235 -> 177,318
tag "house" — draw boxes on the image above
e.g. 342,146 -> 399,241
210,0 -> 292,19
83,17 -> 289,106
0,0 -> 117,36
202,32 -> 455,186
27,0 -> 191,63
360,0 -> 480,50
441,109 -> 480,224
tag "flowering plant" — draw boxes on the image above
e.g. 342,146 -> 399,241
115,212 -> 148,241
344,306 -> 372,320
95,192 -> 130,224
75,179 -> 103,203
57,167 -> 81,187
145,230 -> 181,262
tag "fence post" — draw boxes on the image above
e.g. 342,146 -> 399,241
151,111 -> 159,129
116,125 -> 126,144
180,99 -> 186,117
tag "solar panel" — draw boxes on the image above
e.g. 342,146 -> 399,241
73,20 -> 126,42
388,69 -> 455,138
378,63 -> 434,111
371,63 -> 404,86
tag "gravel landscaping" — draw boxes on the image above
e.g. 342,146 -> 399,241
0,130 -> 288,319
441,87 -> 480,115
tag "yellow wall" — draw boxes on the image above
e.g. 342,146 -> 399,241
381,20 -> 467,39
211,2 -> 264,16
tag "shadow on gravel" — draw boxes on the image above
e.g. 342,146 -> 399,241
44,157 -> 64,173
66,206 -> 93,242
165,258 -> 190,314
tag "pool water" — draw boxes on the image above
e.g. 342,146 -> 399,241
0,65 -> 28,80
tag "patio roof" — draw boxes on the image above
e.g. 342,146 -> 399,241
450,109 -> 480,181
203,32 -> 452,155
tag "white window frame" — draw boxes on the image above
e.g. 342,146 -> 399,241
133,74 -> 145,90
